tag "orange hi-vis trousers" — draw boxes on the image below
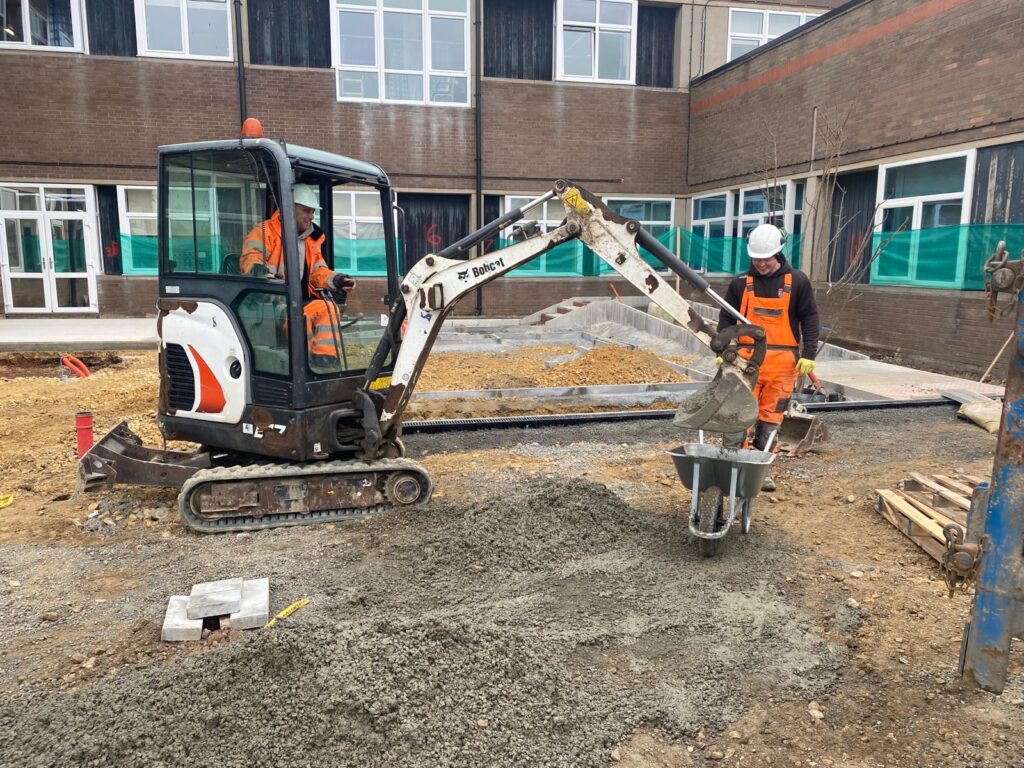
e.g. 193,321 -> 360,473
740,272 -> 799,429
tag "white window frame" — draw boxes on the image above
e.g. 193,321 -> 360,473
737,180 -> 800,238
727,8 -> 819,62
0,183 -> 99,314
691,192 -> 732,240
0,0 -> 85,52
117,185 -> 159,275
871,149 -> 976,287
133,0 -> 233,62
331,0 -> 471,107
333,188 -> 390,275
556,0 -> 638,85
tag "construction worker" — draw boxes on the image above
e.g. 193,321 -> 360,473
241,183 -> 355,372
718,223 -> 819,491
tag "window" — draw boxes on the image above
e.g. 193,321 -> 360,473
502,195 -> 581,275
604,197 -> 673,272
332,0 -> 470,106
117,186 -> 159,275
163,150 -> 272,276
135,0 -> 231,60
691,193 -> 730,240
1,0 -> 83,50
333,187 -> 389,275
872,151 -> 975,286
728,8 -> 819,62
556,0 -> 637,84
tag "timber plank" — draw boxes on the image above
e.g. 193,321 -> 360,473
876,495 -> 944,562
895,489 -> 966,528
906,472 -> 971,511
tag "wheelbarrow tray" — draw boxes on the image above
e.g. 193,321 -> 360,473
668,443 -> 776,500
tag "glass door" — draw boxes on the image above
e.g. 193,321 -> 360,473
0,184 -> 98,313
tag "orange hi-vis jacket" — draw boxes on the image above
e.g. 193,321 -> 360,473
240,211 -> 334,298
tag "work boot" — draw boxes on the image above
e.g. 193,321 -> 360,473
761,475 -> 776,492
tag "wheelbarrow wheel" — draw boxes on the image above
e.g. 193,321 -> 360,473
697,486 -> 723,558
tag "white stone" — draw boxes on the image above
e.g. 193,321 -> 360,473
187,577 -> 243,619
161,596 -> 203,642
229,578 -> 270,631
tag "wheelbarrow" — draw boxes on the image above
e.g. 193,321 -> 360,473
668,432 -> 776,557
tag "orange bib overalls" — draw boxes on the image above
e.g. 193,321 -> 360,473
740,272 -> 799,429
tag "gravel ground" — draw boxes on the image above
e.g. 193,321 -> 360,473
0,406 -> 1012,767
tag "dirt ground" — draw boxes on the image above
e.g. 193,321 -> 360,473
0,352 -> 1022,766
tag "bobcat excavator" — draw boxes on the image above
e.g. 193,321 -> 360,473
78,124 -> 766,532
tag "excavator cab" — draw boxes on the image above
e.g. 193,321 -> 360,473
156,135 -> 403,462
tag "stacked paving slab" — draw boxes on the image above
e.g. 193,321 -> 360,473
161,577 -> 269,641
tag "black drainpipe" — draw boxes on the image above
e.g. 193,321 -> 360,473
234,0 -> 248,125
472,0 -> 484,315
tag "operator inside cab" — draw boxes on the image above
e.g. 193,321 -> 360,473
240,183 -> 356,373
718,223 -> 820,491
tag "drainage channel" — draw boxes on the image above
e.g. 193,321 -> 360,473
403,398 -> 955,434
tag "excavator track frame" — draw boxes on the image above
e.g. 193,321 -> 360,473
178,458 -> 431,533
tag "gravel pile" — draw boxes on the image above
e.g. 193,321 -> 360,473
0,474 -> 844,767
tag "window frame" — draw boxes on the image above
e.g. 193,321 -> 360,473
117,185 -> 159,276
871,149 -> 976,287
332,187 -> 391,276
133,0 -> 233,62
555,0 -> 638,85
727,8 -> 819,62
0,0 -> 85,52
330,0 -> 471,107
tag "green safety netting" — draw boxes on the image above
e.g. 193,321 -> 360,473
679,230 -> 803,273
8,235 -> 88,273
870,223 -> 1024,290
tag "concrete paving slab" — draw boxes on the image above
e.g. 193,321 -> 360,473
229,578 -> 270,631
161,595 -> 203,642
814,360 -> 1004,401
0,318 -> 158,351
187,577 -> 243,619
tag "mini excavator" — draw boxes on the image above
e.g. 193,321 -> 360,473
79,125 -> 766,532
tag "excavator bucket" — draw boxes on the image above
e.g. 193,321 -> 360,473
673,369 -> 759,434
776,403 -> 828,457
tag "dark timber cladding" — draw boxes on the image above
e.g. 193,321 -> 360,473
971,141 -> 1024,225
85,0 -> 137,57
248,0 -> 332,69
483,0 -> 554,80
398,194 -> 471,272
636,4 -> 677,88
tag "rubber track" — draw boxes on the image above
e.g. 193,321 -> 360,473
178,458 -> 432,533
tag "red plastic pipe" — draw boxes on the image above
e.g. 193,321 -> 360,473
75,411 -> 93,459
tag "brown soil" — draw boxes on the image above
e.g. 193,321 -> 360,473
0,352 -> 125,380
417,344 -> 688,392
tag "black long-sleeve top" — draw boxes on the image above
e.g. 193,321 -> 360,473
716,256 -> 821,359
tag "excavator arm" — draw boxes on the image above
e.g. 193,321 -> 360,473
366,180 -> 766,458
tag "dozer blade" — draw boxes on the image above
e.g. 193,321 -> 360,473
777,405 -> 828,457
673,369 -> 759,434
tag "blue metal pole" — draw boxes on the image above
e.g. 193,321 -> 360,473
960,301 -> 1024,693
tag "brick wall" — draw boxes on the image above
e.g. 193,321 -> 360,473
687,0 -> 1024,190
0,52 -> 238,183
481,79 -> 689,196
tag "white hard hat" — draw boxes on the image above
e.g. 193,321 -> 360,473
292,183 -> 320,210
747,223 -> 785,259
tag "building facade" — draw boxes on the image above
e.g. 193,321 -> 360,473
2,0 -> 1021,368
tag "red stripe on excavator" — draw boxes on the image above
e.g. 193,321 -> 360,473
188,345 -> 226,414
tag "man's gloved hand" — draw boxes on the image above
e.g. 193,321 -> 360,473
715,356 -> 724,367
797,358 -> 816,375
331,272 -> 356,292
249,261 -> 269,278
